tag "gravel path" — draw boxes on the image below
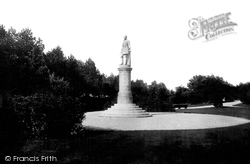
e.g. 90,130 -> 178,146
187,100 -> 242,109
82,111 -> 250,131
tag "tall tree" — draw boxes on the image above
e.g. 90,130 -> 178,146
146,81 -> 171,111
81,58 -> 103,96
0,25 -> 47,94
45,46 -> 66,78
187,75 -> 235,107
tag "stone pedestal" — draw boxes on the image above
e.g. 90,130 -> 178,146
99,65 -> 152,118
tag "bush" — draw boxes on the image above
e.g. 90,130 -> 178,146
171,86 -> 189,104
131,80 -> 175,112
0,93 -> 22,155
238,83 -> 250,105
9,93 -> 85,139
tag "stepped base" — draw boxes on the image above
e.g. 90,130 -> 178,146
99,103 -> 152,118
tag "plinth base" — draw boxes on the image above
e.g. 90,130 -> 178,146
99,103 -> 152,118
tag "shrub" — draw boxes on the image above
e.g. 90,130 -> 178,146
9,93 -> 85,139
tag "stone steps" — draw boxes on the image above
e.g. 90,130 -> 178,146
98,65 -> 152,118
99,112 -> 152,118
99,103 -> 152,118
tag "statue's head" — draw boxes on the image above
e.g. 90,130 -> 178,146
124,35 -> 127,40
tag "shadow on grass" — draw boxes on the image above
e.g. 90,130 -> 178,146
178,106 -> 250,119
9,121 -> 250,164
4,106 -> 250,163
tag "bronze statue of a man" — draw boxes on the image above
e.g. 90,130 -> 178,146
120,35 -> 131,66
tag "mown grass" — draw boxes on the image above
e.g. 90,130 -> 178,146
187,103 -> 214,107
3,106 -> 250,164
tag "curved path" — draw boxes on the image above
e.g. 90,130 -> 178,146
83,109 -> 250,131
187,100 -> 241,109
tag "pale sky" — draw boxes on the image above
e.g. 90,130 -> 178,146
1,0 -> 249,90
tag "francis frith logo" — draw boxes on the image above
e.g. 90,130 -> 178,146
188,12 -> 237,41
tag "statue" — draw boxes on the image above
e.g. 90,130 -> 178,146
98,35 -> 151,118
120,35 -> 131,66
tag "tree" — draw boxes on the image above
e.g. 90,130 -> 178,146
187,75 -> 234,107
171,86 -> 189,104
65,55 -> 84,97
131,79 -> 149,108
49,73 -> 70,96
0,25 -> 47,95
146,81 -> 171,112
81,58 -> 103,96
237,82 -> 250,105
45,46 -> 66,78
103,73 -> 119,98
0,25 -> 87,139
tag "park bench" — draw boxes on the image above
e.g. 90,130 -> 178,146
173,104 -> 188,109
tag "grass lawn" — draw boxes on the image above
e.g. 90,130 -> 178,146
3,106 -> 250,164
187,103 -> 214,107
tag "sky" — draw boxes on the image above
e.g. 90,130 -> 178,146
1,0 -> 249,90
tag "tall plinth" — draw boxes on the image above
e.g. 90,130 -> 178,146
99,65 -> 152,118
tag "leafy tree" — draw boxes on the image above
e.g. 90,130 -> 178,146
132,80 -> 174,112
65,55 -> 84,97
81,58 -> 103,96
103,73 -> 119,98
237,82 -> 250,105
45,46 -> 66,78
0,25 -> 87,139
8,67 -> 83,139
187,75 -> 234,107
146,81 -> 172,112
49,73 -> 70,96
0,25 -> 47,95
171,86 -> 189,104
187,75 -> 207,103
131,79 -> 149,108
